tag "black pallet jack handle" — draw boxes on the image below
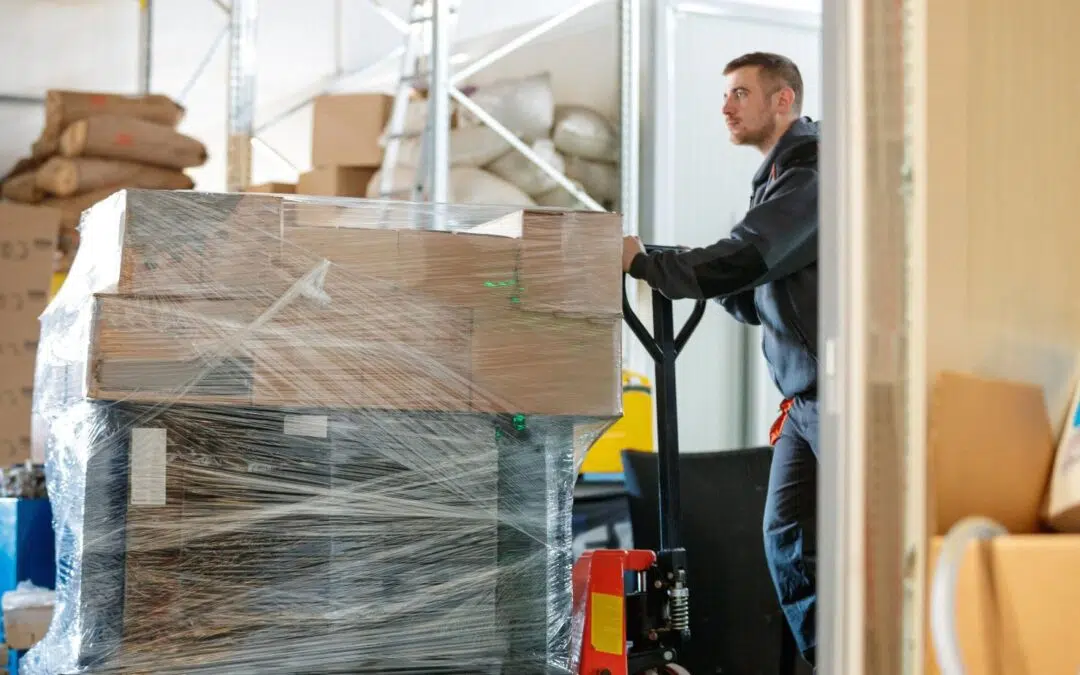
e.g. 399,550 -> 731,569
622,245 -> 707,553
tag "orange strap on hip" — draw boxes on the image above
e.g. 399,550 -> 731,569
769,398 -> 794,446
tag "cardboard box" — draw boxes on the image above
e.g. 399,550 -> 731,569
91,191 -> 622,317
75,190 -> 281,298
925,535 -> 1080,674
1045,377 -> 1080,531
297,167 -> 376,198
103,406 -> 502,668
311,94 -> 393,168
929,371 -> 1056,535
1,586 -> 55,650
397,229 -> 521,309
87,294 -> 474,411
471,309 -> 621,417
467,209 -> 622,316
245,182 -> 296,194
87,294 -> 622,416
0,203 -> 61,465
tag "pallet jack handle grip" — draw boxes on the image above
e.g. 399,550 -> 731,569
621,245 -> 708,361
622,244 -> 708,554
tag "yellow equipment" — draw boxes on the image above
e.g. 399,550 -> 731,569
579,369 -> 655,475
50,272 -> 66,299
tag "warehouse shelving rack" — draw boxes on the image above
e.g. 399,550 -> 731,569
0,0 -> 641,234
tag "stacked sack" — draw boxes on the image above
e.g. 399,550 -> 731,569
0,91 -> 208,273
367,72 -> 619,210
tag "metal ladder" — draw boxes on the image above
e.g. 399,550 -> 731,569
377,0 -> 459,201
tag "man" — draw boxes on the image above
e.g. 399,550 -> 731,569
623,52 -> 819,668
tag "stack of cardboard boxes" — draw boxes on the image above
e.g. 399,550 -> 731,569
925,371 -> 1080,673
0,90 -> 207,274
249,94 -> 393,198
71,191 -> 622,413
0,204 -> 59,468
25,189 -> 622,673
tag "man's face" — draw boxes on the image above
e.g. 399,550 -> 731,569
722,66 -> 783,148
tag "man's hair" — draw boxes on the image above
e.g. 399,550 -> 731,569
723,52 -> 803,114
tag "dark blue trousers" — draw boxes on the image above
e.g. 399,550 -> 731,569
763,396 -> 818,667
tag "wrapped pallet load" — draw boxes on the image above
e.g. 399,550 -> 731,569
24,190 -> 622,675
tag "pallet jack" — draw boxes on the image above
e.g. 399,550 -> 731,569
573,245 -> 708,675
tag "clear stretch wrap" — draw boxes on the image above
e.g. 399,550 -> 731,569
27,190 -> 623,674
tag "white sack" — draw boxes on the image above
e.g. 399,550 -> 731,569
486,139 -> 566,196
379,97 -> 430,142
449,167 -> 536,206
366,166 -> 535,206
534,180 -> 590,209
458,73 -> 555,141
366,167 -> 417,199
552,105 -> 619,162
385,125 -> 514,170
564,155 -> 619,203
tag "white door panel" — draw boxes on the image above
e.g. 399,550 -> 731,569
653,1 -> 821,451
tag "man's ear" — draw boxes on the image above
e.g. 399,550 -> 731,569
775,87 -> 796,114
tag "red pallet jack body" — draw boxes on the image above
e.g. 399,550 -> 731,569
574,246 -> 706,675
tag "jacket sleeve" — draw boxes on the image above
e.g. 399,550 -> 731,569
717,291 -> 760,325
627,164 -> 818,300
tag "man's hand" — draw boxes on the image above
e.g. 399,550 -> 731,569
622,235 -> 645,273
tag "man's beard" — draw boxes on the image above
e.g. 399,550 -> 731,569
733,117 -> 777,147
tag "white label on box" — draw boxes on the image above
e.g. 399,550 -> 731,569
283,415 -> 328,438
130,427 -> 167,506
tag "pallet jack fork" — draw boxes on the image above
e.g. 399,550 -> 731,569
574,246 -> 707,675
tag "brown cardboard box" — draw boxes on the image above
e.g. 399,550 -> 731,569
925,535 -> 1080,674
467,209 -> 622,317
1045,379 -> 1080,532
397,229 -> 521,309
88,294 -> 622,416
87,293 -> 473,411
471,309 -> 621,416
278,224 -> 402,298
0,203 -> 60,465
1,586 -> 55,650
78,190 -> 283,298
245,182 -> 296,194
929,372 -> 1056,535
298,167 -> 376,197
93,192 -> 622,315
311,94 -> 393,168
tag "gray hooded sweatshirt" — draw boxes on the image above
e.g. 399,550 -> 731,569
629,117 -> 819,399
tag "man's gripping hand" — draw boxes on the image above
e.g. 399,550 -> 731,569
622,235 -> 645,273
